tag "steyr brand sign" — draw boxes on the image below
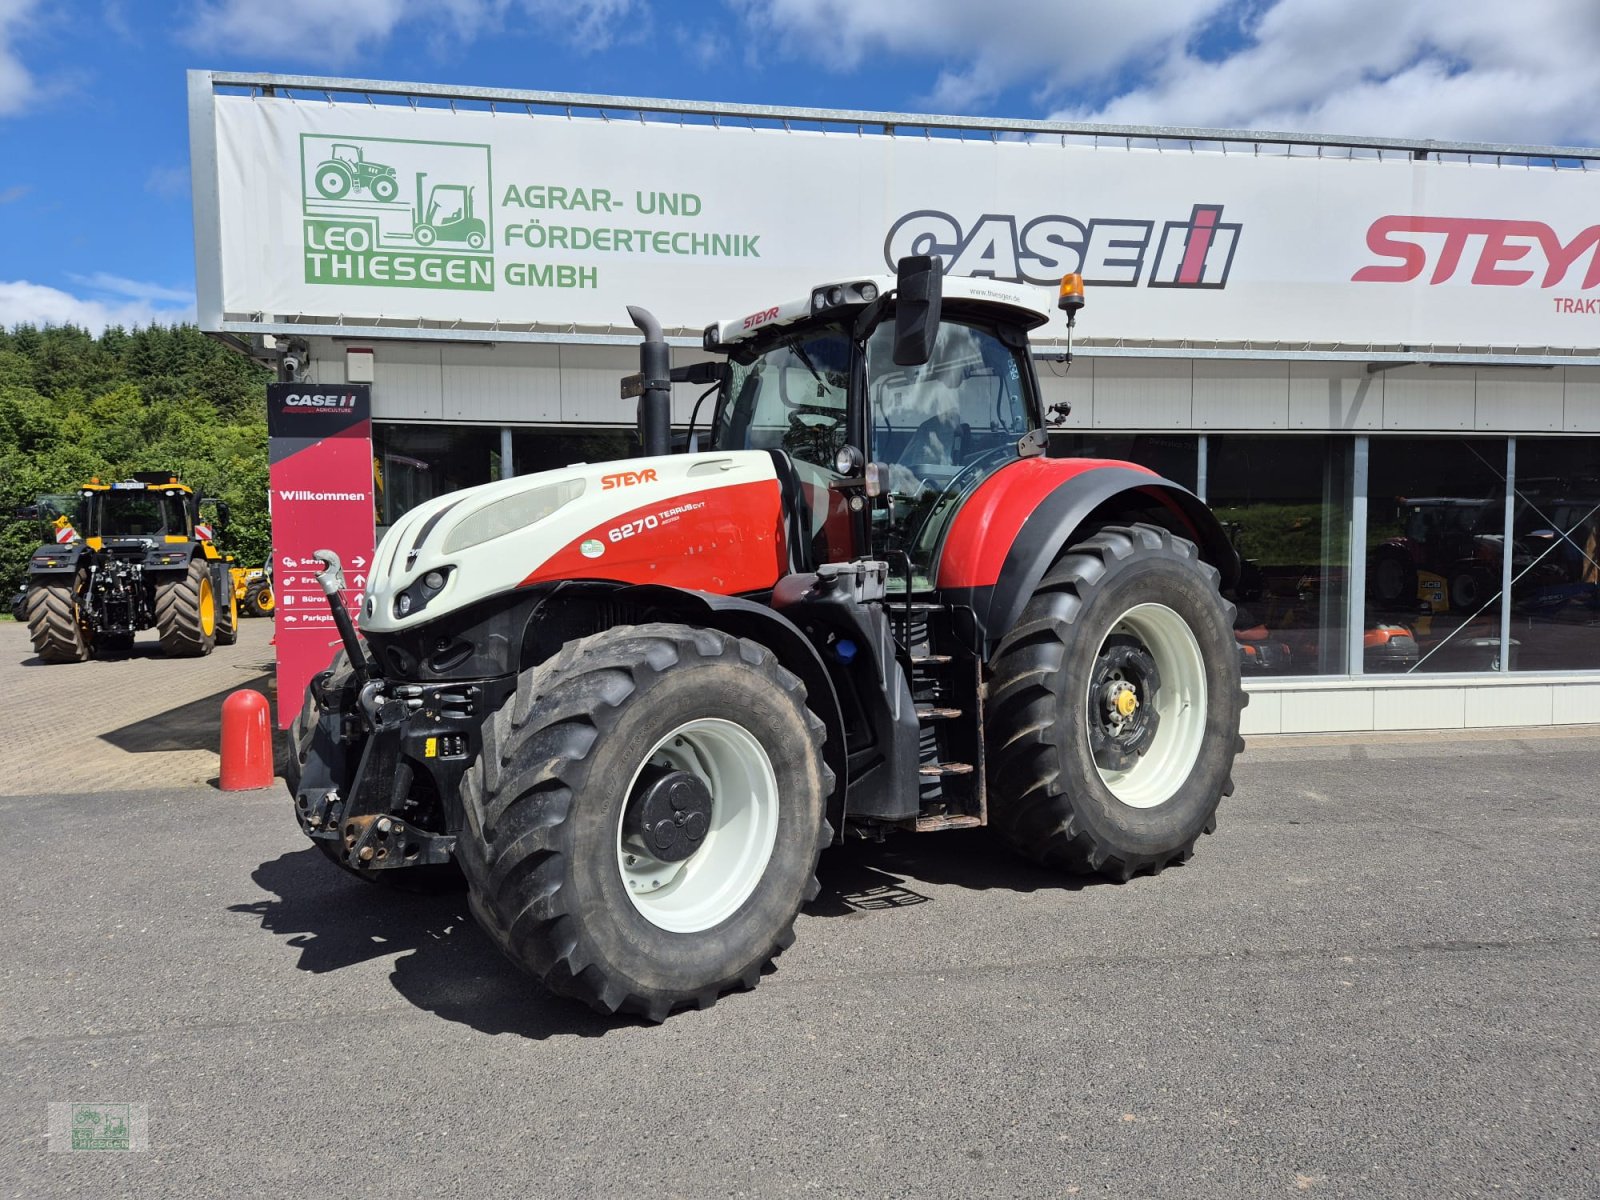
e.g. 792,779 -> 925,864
200,90 -> 1600,349
266,382 -> 376,728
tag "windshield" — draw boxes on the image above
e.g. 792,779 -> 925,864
866,318 -> 1034,588
86,491 -> 189,539
712,324 -> 851,472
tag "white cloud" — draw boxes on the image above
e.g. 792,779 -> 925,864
182,0 -> 647,65
1057,0 -> 1600,146
0,182 -> 27,203
184,0 -> 409,66
730,0 -> 1221,110
68,273 -> 196,305
733,0 -> 1600,147
0,0 -> 41,116
145,165 -> 190,199
0,280 -> 194,333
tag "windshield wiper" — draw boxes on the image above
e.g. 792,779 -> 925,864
784,338 -> 824,384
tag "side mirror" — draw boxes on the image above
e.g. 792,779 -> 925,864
892,254 -> 943,367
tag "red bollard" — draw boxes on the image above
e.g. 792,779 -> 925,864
221,688 -> 275,791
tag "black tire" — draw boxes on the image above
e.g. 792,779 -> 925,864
456,623 -> 833,1022
243,578 -> 274,618
285,649 -> 464,894
370,175 -> 399,202
986,524 -> 1245,881
154,557 -> 216,658
24,572 -> 91,663
215,567 -> 239,646
1369,548 -> 1416,607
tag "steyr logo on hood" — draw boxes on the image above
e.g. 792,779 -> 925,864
883,203 -> 1241,289
602,469 -> 658,489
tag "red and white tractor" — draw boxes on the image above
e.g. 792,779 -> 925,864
286,257 -> 1245,1021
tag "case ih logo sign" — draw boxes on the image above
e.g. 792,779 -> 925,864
279,391 -> 360,411
1354,215 -> 1600,293
884,203 -> 1242,289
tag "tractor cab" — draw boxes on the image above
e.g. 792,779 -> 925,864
80,476 -> 193,547
701,259 -> 1058,588
331,142 -> 364,164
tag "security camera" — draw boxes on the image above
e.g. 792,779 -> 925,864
282,353 -> 302,378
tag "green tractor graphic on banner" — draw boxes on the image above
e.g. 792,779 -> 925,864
313,143 -> 400,202
411,173 -> 486,249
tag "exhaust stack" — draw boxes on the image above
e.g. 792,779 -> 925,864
627,306 -> 672,457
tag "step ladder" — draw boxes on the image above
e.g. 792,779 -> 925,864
895,602 -> 986,832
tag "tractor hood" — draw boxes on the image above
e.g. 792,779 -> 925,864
360,450 -> 786,634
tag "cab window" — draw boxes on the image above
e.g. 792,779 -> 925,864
714,325 -> 851,472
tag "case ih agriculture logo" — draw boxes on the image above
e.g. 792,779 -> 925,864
884,203 -> 1241,289
300,135 -> 494,292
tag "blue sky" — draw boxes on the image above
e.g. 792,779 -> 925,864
2,0 -> 1596,331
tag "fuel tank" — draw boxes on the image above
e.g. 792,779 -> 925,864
361,451 -> 786,634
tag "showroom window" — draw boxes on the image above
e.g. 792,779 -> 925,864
511,427 -> 640,475
1051,433 -> 1199,493
1365,438 -> 1508,674
1508,438 -> 1600,672
1208,436 -> 1352,677
373,423 -> 501,528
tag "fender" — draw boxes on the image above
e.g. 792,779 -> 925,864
26,543 -> 83,575
936,457 -> 1237,653
619,583 -> 848,835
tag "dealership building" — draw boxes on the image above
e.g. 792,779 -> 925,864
189,70 -> 1600,736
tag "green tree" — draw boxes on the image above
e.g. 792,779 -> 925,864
0,323 -> 273,604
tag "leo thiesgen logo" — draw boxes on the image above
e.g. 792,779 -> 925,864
883,203 -> 1242,289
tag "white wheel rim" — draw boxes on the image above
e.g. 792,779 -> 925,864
1088,602 -> 1207,809
616,718 -> 780,933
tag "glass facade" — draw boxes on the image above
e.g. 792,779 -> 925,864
374,423 -> 501,527
1056,431 -> 1600,679
1209,436 -> 1350,677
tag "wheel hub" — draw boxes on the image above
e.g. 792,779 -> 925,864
626,765 -> 713,863
1088,634 -> 1162,772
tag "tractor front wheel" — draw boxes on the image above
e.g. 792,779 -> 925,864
154,558 -> 217,657
243,577 -> 274,617
370,175 -> 399,203
24,571 -> 91,663
986,524 -> 1245,881
456,623 -> 832,1021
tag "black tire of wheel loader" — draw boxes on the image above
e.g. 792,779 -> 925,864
154,557 -> 216,657
986,523 -> 1246,882
25,571 -> 91,663
215,567 -> 239,646
243,578 -> 274,618
455,623 -> 833,1022
284,649 -> 463,894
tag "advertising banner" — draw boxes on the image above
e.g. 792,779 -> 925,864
266,383 -> 376,728
204,93 -> 1600,351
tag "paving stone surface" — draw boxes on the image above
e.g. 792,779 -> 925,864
0,619 -> 279,796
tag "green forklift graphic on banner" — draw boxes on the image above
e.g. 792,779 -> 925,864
412,173 -> 486,249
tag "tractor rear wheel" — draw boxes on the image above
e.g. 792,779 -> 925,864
986,524 -> 1245,881
25,571 -> 91,663
243,577 -> 274,617
456,623 -> 832,1021
154,558 -> 216,657
215,567 -> 239,646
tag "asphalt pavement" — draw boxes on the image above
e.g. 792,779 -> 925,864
1,725 -> 1596,1198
